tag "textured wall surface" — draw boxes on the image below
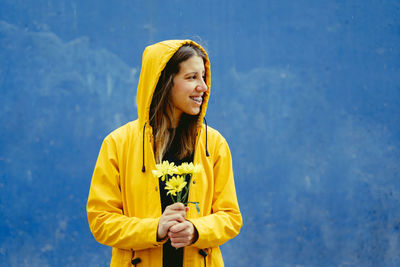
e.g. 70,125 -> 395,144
1,1 -> 399,266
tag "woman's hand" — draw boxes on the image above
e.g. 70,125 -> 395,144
157,203 -> 187,240
168,220 -> 198,248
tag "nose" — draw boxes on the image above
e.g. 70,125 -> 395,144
196,79 -> 208,92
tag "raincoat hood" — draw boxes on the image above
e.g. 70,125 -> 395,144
136,40 -> 211,127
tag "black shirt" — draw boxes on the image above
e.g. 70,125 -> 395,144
159,129 -> 193,267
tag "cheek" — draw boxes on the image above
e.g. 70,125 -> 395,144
171,83 -> 188,102
170,89 -> 182,109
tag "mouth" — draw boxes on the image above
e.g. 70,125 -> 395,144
190,96 -> 203,105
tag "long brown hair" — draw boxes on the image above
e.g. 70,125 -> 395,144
149,44 -> 207,163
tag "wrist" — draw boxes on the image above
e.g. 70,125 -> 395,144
157,228 -> 169,242
190,224 -> 199,244
157,234 -> 168,242
157,222 -> 167,241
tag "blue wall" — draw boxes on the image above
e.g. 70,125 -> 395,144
1,1 -> 400,266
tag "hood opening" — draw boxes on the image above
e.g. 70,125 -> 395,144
137,40 -> 211,172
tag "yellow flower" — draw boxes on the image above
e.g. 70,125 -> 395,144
176,162 -> 202,175
165,175 -> 187,196
152,160 -> 178,181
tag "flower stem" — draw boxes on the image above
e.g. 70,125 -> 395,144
181,174 -> 192,204
177,191 -> 181,203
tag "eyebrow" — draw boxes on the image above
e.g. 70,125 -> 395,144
184,71 -> 205,76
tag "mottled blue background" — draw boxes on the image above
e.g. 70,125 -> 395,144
1,1 -> 400,266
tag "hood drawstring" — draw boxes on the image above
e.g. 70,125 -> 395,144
141,122 -> 146,172
131,249 -> 141,266
204,118 -> 209,157
199,249 -> 208,267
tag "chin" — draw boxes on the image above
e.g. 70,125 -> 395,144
184,109 -> 201,116
191,108 -> 201,115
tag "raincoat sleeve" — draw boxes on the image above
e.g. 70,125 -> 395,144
189,136 -> 242,249
87,136 -> 165,250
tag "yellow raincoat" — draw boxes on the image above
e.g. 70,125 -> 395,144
87,40 -> 242,266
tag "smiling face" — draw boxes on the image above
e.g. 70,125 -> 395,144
169,55 -> 207,126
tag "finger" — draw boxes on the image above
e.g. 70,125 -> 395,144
169,230 -> 193,241
166,202 -> 186,211
163,213 -> 186,224
158,219 -> 178,237
164,210 -> 186,220
170,235 -> 193,248
161,210 -> 186,222
161,220 -> 180,235
169,221 -> 191,233
163,207 -> 187,218
169,223 -> 185,233
168,230 -> 185,239
169,231 -> 194,243
165,220 -> 180,230
169,233 -> 192,243
161,216 -> 183,230
159,215 -> 185,232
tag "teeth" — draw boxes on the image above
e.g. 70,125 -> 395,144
191,97 -> 202,103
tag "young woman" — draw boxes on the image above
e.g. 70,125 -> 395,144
87,40 -> 242,267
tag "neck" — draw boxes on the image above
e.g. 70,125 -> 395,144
169,108 -> 182,128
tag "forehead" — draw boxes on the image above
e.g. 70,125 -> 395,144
179,56 -> 205,73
